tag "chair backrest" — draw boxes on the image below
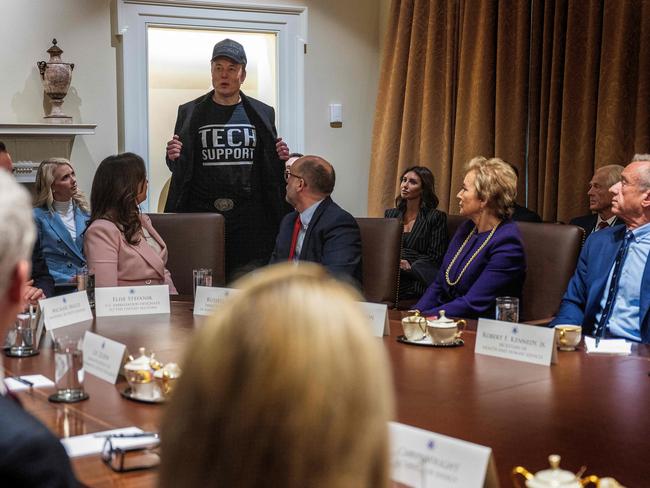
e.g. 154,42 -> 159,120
446,213 -> 466,243
147,213 -> 226,295
157,177 -> 172,213
355,217 -> 401,307
517,222 -> 583,322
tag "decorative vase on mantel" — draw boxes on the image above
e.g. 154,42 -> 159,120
37,39 -> 74,124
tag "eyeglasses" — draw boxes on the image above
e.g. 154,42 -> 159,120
284,170 -> 304,182
101,436 -> 161,472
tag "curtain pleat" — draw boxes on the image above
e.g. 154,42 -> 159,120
369,0 -> 650,221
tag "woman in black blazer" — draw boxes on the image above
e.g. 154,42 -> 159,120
385,166 -> 447,300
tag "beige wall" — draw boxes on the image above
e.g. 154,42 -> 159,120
1,0 -> 390,216
1,0 -> 117,197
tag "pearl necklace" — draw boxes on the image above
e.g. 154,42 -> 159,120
445,222 -> 501,287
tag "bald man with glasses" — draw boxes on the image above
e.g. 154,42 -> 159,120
270,156 -> 362,284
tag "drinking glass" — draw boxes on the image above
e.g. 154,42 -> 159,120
5,310 -> 40,357
48,336 -> 89,403
77,267 -> 96,309
193,268 -> 213,300
495,297 -> 519,323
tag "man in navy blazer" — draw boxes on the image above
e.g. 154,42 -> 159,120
569,164 -> 625,236
270,155 -> 362,284
552,155 -> 650,343
0,171 -> 78,486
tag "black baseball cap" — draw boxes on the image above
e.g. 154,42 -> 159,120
211,38 -> 247,66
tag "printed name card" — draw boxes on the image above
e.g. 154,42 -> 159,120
390,422 -> 499,488
82,331 -> 127,384
40,291 -> 93,330
193,287 -> 238,316
475,319 -> 557,366
358,302 -> 390,337
95,285 -> 170,317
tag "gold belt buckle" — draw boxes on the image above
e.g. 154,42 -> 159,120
213,198 -> 234,211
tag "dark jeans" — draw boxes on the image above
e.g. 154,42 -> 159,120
186,196 -> 277,283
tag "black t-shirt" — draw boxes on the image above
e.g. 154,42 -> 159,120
190,101 -> 256,202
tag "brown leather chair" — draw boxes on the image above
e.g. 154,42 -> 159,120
147,213 -> 226,295
446,213 -> 466,243
517,222 -> 584,324
356,217 -> 401,307
444,215 -> 583,324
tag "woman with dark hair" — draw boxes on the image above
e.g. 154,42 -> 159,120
385,166 -> 447,300
84,153 -> 177,292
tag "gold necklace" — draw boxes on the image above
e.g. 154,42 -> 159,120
445,222 -> 501,286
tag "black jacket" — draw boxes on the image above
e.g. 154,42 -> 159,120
0,395 -> 79,487
164,90 -> 289,226
569,213 -> 624,237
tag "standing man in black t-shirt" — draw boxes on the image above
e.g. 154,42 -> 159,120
165,39 -> 291,281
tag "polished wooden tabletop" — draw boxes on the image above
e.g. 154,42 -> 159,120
5,303 -> 649,487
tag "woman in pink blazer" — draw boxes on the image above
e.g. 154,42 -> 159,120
84,153 -> 177,293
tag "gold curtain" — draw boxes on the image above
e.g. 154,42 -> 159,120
369,0 -> 650,221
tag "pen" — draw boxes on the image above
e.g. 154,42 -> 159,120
94,432 -> 159,439
595,336 -> 600,348
12,376 -> 34,387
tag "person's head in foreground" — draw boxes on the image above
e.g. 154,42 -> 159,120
0,170 -> 34,334
160,262 -> 394,488
458,156 -> 517,226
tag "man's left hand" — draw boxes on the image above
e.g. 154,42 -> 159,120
276,137 -> 290,161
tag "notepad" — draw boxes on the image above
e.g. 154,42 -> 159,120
4,374 -> 55,392
584,337 -> 632,355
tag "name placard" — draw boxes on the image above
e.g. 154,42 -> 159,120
390,422 -> 499,488
82,331 -> 127,384
40,291 -> 93,330
193,287 -> 238,316
95,285 -> 170,317
475,319 -> 557,366
358,302 -> 390,337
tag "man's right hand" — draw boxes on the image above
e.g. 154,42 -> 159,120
166,135 -> 183,161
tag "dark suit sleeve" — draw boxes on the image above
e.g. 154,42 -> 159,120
320,214 -> 362,279
166,104 -> 187,174
30,233 -> 55,298
0,398 -> 79,487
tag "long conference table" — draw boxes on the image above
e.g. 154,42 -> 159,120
5,301 -> 650,487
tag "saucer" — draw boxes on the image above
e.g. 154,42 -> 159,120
119,386 -> 165,404
397,335 -> 464,348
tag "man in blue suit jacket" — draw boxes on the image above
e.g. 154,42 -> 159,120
552,155 -> 650,343
0,171 -> 78,486
270,156 -> 362,284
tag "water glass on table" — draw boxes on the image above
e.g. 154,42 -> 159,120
48,336 -> 89,403
193,268 -> 213,301
495,296 -> 519,323
5,308 -> 40,357
76,266 -> 95,309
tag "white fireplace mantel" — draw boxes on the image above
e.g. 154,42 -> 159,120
0,123 -> 96,136
0,123 -> 97,182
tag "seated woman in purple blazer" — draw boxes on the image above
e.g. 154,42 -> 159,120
414,157 -> 526,319
84,153 -> 177,293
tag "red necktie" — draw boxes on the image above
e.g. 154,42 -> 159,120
597,221 -> 610,230
288,215 -> 302,261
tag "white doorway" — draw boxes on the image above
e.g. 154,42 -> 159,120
117,1 -> 307,211
147,27 -> 278,211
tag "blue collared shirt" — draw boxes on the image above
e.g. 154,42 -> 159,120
595,222 -> 650,341
293,199 -> 324,260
